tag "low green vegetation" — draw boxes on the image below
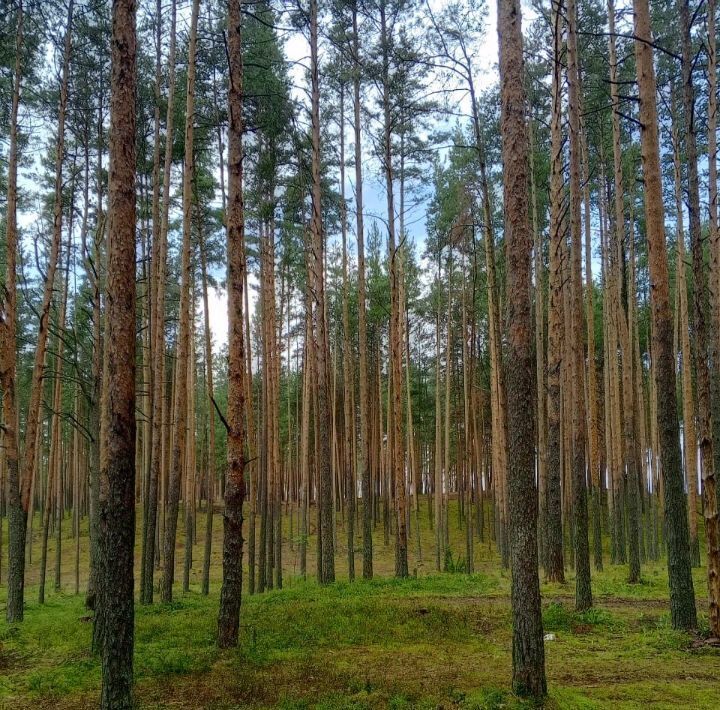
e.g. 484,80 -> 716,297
2,541 -> 719,709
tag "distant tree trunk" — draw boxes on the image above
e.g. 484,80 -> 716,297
530,120 -> 547,571
13,0 -> 74,622
199,217 -> 217,596
87,106 -> 106,622
679,0 -> 720,635
217,0 -> 248,649
299,305 -> 311,581
2,1 -> 24,624
142,0 -> 177,606
161,0 -> 199,604
709,0 -> 720,526
98,0 -> 137,705
670,109 -> 700,566
434,265 -> 444,571
633,0 -> 697,630
309,0 -> 334,585
378,2 -> 408,578
546,0 -> 565,584
339,82 -> 356,581
443,251 -> 453,566
497,0 -> 546,697
352,2 -> 372,581
39,246 -> 71,604
580,126 -> 602,572
567,0 -> 592,609
480,159 -> 508,569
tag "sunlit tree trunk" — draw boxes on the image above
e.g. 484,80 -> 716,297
633,0 -> 697,629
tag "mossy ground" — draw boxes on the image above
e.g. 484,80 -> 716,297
1,501 -> 719,708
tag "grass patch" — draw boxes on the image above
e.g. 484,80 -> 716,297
2,502 -> 720,708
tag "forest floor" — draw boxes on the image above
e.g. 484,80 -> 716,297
2,502 -> 720,709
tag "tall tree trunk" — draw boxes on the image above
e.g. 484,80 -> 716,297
2,0 -> 24,624
39,246 -> 71,604
497,0 -> 546,696
352,2 -> 372,581
309,0 -> 334,585
679,0 -> 720,635
709,0 -> 720,527
567,0 -> 592,609
217,0 -> 248,648
530,120 -> 547,571
670,109 -> 700,566
142,0 -> 177,606
434,265 -> 444,571
580,126 -> 602,572
161,0 -> 199,604
480,160 -> 508,569
199,216 -> 217,596
546,0 -> 565,583
99,0 -> 137,705
339,81 -> 356,581
633,0 -> 697,630
378,2 -> 408,578
13,0 -> 74,622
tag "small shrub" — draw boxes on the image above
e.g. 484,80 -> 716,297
444,549 -> 467,574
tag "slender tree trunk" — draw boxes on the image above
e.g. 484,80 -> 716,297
546,0 -> 565,583
378,2 -> 408,578
530,120 -> 547,571
679,0 -> 720,635
199,217 -> 217,596
99,0 -> 137,704
480,159 -> 508,569
352,4 -> 372,582
580,126 -> 602,572
13,0 -> 74,621
2,1 -> 24,624
309,0 -> 334,585
161,0 -> 199,604
497,0 -> 546,696
217,0 -> 248,648
633,0 -> 697,630
670,111 -> 700,566
339,83 -> 356,581
567,0 -> 592,609
142,0 -> 177,606
39,247 -> 71,604
709,0 -> 720,528
434,269 -> 444,571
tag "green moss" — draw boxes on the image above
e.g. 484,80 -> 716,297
2,503 -> 720,708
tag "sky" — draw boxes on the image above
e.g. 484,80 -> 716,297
208,0 -> 503,349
